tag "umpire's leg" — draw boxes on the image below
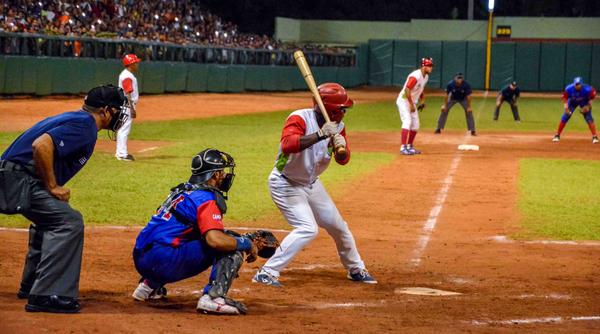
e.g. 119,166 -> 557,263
510,101 -> 521,121
494,95 -> 503,120
22,183 -> 84,298
436,100 -> 456,131
460,99 -> 476,132
19,223 -> 43,296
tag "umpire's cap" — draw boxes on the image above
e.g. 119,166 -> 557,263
84,84 -> 127,109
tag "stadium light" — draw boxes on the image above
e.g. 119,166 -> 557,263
97,19 -> 102,24
196,32 -> 200,36
488,0 -> 495,11
127,23 -> 132,28
69,19 -> 73,24
154,14 -> 159,20
38,2 -> 42,6
175,17 -> 179,22
224,32 -> 228,38
82,12 -> 86,17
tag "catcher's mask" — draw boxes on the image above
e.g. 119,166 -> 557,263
189,149 -> 236,196
84,84 -> 129,139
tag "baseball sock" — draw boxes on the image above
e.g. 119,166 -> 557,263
401,129 -> 409,146
588,122 -> 597,136
557,121 -> 567,135
408,130 -> 417,145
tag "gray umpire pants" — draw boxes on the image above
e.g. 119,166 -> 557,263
1,168 -> 84,298
494,96 -> 520,121
436,99 -> 476,132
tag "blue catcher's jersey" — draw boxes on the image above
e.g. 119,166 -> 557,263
564,83 -> 596,108
134,187 -> 225,251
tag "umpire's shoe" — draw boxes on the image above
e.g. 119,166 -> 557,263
25,295 -> 81,313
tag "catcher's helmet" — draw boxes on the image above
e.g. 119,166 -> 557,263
122,54 -> 141,67
189,149 -> 235,193
84,84 -> 129,133
421,57 -> 434,67
314,83 -> 354,123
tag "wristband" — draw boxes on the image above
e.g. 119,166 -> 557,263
316,130 -> 327,141
235,237 -> 252,252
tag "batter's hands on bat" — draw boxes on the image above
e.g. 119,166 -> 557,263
332,134 -> 346,148
50,185 -> 70,202
318,122 -> 338,138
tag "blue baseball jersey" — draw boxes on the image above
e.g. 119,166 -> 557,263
1,111 -> 97,186
134,188 -> 225,251
563,83 -> 596,108
446,80 -> 472,101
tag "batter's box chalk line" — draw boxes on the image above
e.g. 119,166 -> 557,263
467,315 -> 600,326
491,235 -> 600,247
394,287 -> 462,296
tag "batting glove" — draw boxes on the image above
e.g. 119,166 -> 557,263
332,134 -> 346,148
318,122 -> 338,139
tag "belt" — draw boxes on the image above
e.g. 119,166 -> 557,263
0,160 -> 36,175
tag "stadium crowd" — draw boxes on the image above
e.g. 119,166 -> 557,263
0,0 -> 341,53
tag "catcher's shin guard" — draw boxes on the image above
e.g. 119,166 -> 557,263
207,251 -> 244,298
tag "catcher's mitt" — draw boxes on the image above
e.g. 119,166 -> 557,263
244,230 -> 280,259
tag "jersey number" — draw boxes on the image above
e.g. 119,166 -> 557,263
157,195 -> 185,221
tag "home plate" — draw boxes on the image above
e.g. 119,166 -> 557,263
395,287 -> 462,296
458,144 -> 479,151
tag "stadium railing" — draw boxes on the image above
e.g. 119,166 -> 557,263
0,32 -> 356,67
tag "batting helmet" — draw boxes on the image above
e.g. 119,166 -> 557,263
314,83 -> 354,123
189,149 -> 236,193
421,57 -> 434,67
122,54 -> 141,67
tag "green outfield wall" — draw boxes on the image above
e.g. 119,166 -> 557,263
0,47 -> 368,95
368,40 -> 600,91
276,17 -> 600,44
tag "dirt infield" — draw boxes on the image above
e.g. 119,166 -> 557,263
1,92 -> 599,333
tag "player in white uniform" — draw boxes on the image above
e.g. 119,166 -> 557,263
116,54 -> 141,161
252,83 -> 377,287
396,57 -> 434,155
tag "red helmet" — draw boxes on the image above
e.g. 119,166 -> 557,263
421,57 -> 434,67
122,54 -> 141,67
314,83 -> 354,122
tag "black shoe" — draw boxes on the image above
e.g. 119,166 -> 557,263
434,129 -> 441,134
471,130 -> 477,136
17,289 -> 29,299
25,295 -> 81,314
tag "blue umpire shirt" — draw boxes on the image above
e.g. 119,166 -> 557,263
500,85 -> 520,101
1,111 -> 98,186
446,80 -> 472,101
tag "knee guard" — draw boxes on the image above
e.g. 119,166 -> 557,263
207,251 -> 244,298
584,110 -> 594,124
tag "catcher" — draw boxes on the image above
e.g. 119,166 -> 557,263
131,148 -> 279,315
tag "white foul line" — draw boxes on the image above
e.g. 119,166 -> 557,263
138,146 -> 159,153
410,153 -> 462,267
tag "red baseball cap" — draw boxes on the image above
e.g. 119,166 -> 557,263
122,54 -> 141,67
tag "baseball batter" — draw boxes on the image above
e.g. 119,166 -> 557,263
553,77 -> 597,143
116,54 -> 140,161
396,57 -> 433,155
252,83 -> 376,287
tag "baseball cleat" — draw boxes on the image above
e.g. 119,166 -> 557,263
25,295 -> 81,313
132,280 -> 167,301
552,134 -> 560,142
470,130 -> 477,136
116,154 -> 135,162
252,270 -> 282,287
400,148 -> 414,155
407,145 -> 422,155
197,294 -> 246,315
347,269 -> 378,284
434,129 -> 441,134
593,136 -> 598,144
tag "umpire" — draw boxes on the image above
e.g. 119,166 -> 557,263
0,85 -> 127,313
434,73 -> 476,136
494,81 -> 521,121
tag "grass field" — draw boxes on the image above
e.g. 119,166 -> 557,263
518,158 -> 600,240
1,95 -> 598,240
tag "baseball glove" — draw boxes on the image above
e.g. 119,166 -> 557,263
244,230 -> 280,259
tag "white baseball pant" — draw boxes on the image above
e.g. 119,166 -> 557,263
261,171 -> 365,277
116,107 -> 133,158
396,97 -> 420,131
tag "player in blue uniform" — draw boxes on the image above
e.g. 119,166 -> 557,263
494,81 -> 521,121
553,77 -> 597,143
131,149 -> 257,315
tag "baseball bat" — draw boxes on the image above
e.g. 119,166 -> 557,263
293,50 -> 346,156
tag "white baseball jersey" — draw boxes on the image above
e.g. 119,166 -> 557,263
274,108 -> 345,186
398,69 -> 429,105
118,68 -> 139,105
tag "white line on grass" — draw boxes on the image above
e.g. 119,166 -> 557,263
409,92 -> 489,267
491,235 -> 600,247
138,146 -> 159,153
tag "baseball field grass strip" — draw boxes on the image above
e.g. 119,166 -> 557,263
0,110 -> 394,228
517,158 -> 600,240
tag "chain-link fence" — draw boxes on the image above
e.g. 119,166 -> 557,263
0,32 -> 356,67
